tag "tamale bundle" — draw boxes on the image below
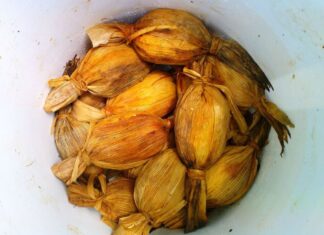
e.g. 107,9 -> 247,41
106,71 -> 176,117
52,114 -> 171,184
68,176 -> 137,228
187,54 -> 294,153
174,79 -> 231,232
113,149 -> 186,234
44,44 -> 150,112
206,118 -> 271,208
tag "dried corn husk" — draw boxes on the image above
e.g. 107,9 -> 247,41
175,81 -> 231,232
53,110 -> 90,159
206,146 -> 258,207
44,44 -> 150,112
71,93 -> 106,122
106,71 -> 176,117
207,118 -> 271,207
97,178 -> 137,227
87,9 -> 213,65
211,57 -> 294,153
211,37 -> 273,91
129,8 -> 212,65
114,149 -> 186,234
68,176 -> 136,228
52,114 -> 170,184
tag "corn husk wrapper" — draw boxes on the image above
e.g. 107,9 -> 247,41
207,118 -> 271,207
71,93 -> 106,122
114,149 -> 186,234
175,81 -> 231,232
106,71 -> 177,117
52,114 -> 170,184
211,57 -> 294,154
53,111 -> 90,159
87,9 -> 212,65
68,176 -> 137,228
44,44 -> 150,112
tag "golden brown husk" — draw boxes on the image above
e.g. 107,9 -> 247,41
206,118 -> 271,207
106,71 -> 177,117
44,44 -> 150,112
129,8 -> 212,65
115,149 -> 187,234
175,82 -> 230,232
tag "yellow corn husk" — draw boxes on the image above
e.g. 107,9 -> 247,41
114,149 -> 187,234
71,93 -> 106,122
212,57 -> 294,154
130,8 -> 212,65
106,71 -> 177,117
97,178 -> 137,225
206,146 -> 258,207
52,114 -> 171,185
88,9 -> 212,65
206,118 -> 271,207
174,81 -> 231,232
44,44 -> 150,112
53,111 -> 90,159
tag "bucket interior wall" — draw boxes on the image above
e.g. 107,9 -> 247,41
0,0 -> 323,234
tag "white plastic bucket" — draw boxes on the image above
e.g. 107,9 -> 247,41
1,0 -> 323,234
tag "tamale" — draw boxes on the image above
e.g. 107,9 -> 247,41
114,149 -> 186,234
52,114 -> 170,184
44,44 -> 150,112
106,71 -> 176,117
175,81 -> 231,232
207,118 -> 271,207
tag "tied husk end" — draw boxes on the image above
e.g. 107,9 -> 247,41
185,169 -> 207,233
258,98 -> 294,155
44,78 -> 82,113
113,213 -> 151,235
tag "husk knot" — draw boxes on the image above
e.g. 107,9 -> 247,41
187,169 -> 206,180
209,37 -> 221,55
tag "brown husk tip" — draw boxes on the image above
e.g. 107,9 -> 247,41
211,36 -> 273,91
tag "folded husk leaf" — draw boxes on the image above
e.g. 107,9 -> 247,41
44,44 -> 150,112
53,113 -> 90,159
175,81 -> 231,232
115,149 -> 186,234
106,71 -> 177,117
86,23 -> 129,47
